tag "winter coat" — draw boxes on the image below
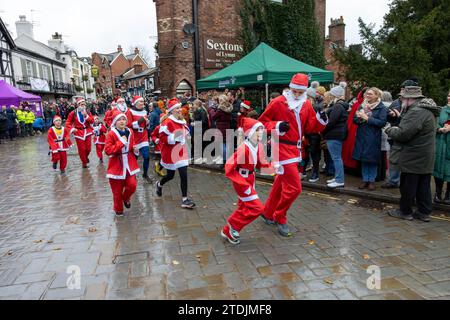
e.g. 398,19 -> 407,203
352,101 -> 387,164
213,103 -> 232,138
24,111 -> 36,124
322,100 -> 349,141
386,98 -> 440,174
193,107 -> 209,133
6,109 -> 17,130
433,105 -> 450,181
0,111 -> 7,131
149,107 -> 161,134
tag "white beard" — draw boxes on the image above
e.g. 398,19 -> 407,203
283,90 -> 307,111
117,103 -> 127,112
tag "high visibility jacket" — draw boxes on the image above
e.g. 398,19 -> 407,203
25,111 -> 36,124
16,110 -> 26,122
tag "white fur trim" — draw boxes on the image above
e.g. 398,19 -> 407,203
167,103 -> 182,113
289,83 -> 308,90
279,157 -> 302,166
132,121 -> 140,130
239,194 -> 259,202
111,113 -> 127,127
246,122 -> 263,140
169,114 -> 186,124
135,141 -> 150,149
316,111 -> 328,126
132,97 -> 144,106
167,133 -> 176,145
161,159 -> 189,170
130,109 -> 147,117
241,102 -> 250,110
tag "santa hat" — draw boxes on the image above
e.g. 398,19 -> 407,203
110,109 -> 128,127
132,95 -> 144,106
167,98 -> 182,113
76,97 -> 86,105
240,100 -> 251,110
93,115 -> 99,121
53,115 -> 62,124
116,97 -> 125,104
289,73 -> 309,91
239,117 -> 264,139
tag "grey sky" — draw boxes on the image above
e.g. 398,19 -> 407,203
1,0 -> 391,64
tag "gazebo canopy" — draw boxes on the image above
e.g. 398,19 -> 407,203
197,42 -> 334,90
0,80 -> 43,116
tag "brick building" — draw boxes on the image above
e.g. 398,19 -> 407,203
153,0 -> 327,97
324,16 -> 347,84
91,46 -> 149,96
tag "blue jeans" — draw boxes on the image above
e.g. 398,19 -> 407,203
362,162 -> 378,183
326,140 -> 344,184
137,146 -> 150,176
388,168 -> 401,186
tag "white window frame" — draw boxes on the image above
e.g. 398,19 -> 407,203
26,60 -> 33,77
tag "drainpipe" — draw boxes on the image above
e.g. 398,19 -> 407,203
192,0 -> 200,82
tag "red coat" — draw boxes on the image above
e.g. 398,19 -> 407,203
47,126 -> 72,152
159,115 -> 190,170
259,93 -> 326,165
66,110 -> 94,140
105,128 -> 140,180
104,109 -> 113,128
151,124 -> 162,154
128,108 -> 149,149
225,141 -> 274,202
342,91 -> 365,169
92,123 -> 107,145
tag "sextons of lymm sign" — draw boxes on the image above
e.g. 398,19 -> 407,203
203,37 -> 244,69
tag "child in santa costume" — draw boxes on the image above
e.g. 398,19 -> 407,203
128,95 -> 152,182
105,109 -> 140,216
221,117 -> 282,245
92,115 -> 107,163
47,115 -> 72,174
258,73 -> 328,237
155,98 -> 195,209
65,97 -> 94,168
150,113 -> 166,177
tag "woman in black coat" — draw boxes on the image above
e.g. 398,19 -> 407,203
353,88 -> 388,190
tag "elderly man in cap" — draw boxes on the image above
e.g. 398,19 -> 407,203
385,86 -> 440,222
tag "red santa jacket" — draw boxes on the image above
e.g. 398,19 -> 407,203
104,109 -> 113,128
259,92 -> 327,165
128,108 -> 150,149
159,115 -> 190,170
47,126 -> 72,153
225,141 -> 275,202
105,128 -> 140,180
151,124 -> 162,154
92,123 -> 107,145
66,110 -> 94,140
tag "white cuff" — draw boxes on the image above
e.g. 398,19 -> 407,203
132,121 -> 140,130
274,164 -> 284,175
244,187 -> 252,195
168,133 -> 176,145
155,139 -> 160,145
316,112 -> 328,126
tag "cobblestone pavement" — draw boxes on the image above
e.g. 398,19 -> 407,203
0,135 -> 449,300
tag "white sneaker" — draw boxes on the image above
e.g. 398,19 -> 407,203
327,178 -> 336,184
327,182 -> 345,189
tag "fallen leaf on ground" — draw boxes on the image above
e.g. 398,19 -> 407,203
66,216 -> 80,224
324,278 -> 334,285
5,250 -> 13,256
33,240 -> 43,244
233,203 -> 237,206
308,240 -> 315,245
172,260 -> 180,265
53,248 -> 62,251
88,227 -> 98,233
47,240 -> 54,244
363,254 -> 370,260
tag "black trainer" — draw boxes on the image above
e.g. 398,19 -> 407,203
413,212 -> 431,223
181,199 -> 196,209
52,163 -> 57,170
155,181 -> 163,197
387,209 -> 413,221
124,202 -> 131,209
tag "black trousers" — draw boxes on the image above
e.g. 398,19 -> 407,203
434,177 -> 450,195
400,173 -> 432,215
160,166 -> 188,198
307,134 -> 321,174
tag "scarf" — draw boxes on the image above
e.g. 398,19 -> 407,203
77,111 -> 84,123
361,99 -> 380,116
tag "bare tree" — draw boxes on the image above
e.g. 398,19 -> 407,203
127,45 -> 153,66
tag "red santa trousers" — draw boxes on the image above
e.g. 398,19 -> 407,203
263,163 -> 302,225
108,173 -> 137,213
75,138 -> 92,165
227,198 -> 265,232
51,151 -> 68,171
95,144 -> 105,160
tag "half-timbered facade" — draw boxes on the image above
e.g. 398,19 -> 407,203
0,18 -> 16,85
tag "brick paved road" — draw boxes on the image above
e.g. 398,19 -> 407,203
0,135 -> 449,300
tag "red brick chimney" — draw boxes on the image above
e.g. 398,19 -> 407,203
134,47 -> 140,55
134,63 -> 143,74
117,45 -> 123,53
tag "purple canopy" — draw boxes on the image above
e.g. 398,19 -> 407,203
0,80 -> 43,116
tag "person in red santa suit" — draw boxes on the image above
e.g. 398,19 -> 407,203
65,97 -> 94,168
92,115 -> 107,163
128,95 -> 152,182
104,101 -> 117,129
47,115 -> 72,174
150,113 -> 167,177
221,117 -> 282,244
105,109 -> 140,216
155,98 -> 196,209
258,73 -> 328,237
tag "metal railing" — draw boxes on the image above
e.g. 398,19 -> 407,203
15,76 -> 76,95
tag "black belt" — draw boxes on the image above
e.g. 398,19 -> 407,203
237,168 -> 254,175
54,139 -> 64,142
75,127 -> 86,130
